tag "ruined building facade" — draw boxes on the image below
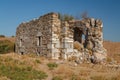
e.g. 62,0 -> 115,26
16,13 -> 107,62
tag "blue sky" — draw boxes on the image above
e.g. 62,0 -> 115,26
0,0 -> 120,42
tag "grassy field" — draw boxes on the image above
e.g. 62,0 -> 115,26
0,53 -> 120,80
0,37 -> 120,80
103,41 -> 120,63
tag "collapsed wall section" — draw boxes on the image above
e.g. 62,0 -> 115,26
84,18 -> 107,62
68,18 -> 107,63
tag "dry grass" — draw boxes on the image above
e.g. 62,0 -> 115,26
0,53 -> 120,80
74,41 -> 83,51
103,41 -> 120,63
54,64 -> 73,78
0,53 -> 48,80
0,37 -> 15,42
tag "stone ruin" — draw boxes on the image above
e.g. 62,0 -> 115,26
16,12 -> 107,63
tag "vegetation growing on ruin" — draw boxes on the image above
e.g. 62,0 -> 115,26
58,13 -> 74,21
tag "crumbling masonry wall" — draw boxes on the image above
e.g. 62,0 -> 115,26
68,18 -> 107,62
16,12 -> 107,62
16,13 -> 56,58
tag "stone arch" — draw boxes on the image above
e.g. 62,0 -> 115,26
73,27 -> 85,44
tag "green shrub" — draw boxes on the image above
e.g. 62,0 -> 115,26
0,40 -> 14,54
71,74 -> 78,80
35,59 -> 41,64
58,13 -> 74,21
0,35 -> 5,38
52,76 -> 62,80
47,62 -> 58,70
11,35 -> 15,37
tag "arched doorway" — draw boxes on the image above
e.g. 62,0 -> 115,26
74,27 -> 85,44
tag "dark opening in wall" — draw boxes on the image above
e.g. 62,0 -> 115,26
74,27 -> 83,43
37,36 -> 42,46
21,52 -> 24,55
39,36 -> 41,46
20,39 -> 22,47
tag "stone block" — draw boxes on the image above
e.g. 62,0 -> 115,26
94,52 -> 107,62
67,48 -> 73,52
52,39 -> 59,43
52,33 -> 58,38
51,44 -> 54,48
47,44 -> 51,49
74,49 -> 78,53
64,43 -> 69,48
42,40 -> 47,44
52,48 -> 60,53
68,35 -> 73,38
62,49 -> 67,53
62,38 -> 73,42
90,18 -> 95,27
52,52 -> 59,59
55,43 -> 60,48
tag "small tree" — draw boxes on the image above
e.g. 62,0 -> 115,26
58,13 -> 74,21
0,35 -> 5,38
11,35 -> 15,37
81,11 -> 89,19
74,11 -> 89,20
63,14 -> 74,21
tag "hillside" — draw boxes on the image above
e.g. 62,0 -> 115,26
0,37 -> 15,42
0,37 -> 120,62
103,41 -> 120,63
1,37 -> 120,63
0,37 -> 120,80
0,53 -> 120,80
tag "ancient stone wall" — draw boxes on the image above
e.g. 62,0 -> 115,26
84,18 -> 107,62
60,21 -> 74,59
16,13 -> 58,57
51,13 -> 61,59
68,18 -> 107,63
16,12 -> 107,63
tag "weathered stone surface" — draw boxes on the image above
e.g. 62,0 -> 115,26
93,52 -> 107,63
16,12 -> 107,63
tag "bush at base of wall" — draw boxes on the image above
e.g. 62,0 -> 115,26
0,40 -> 14,54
